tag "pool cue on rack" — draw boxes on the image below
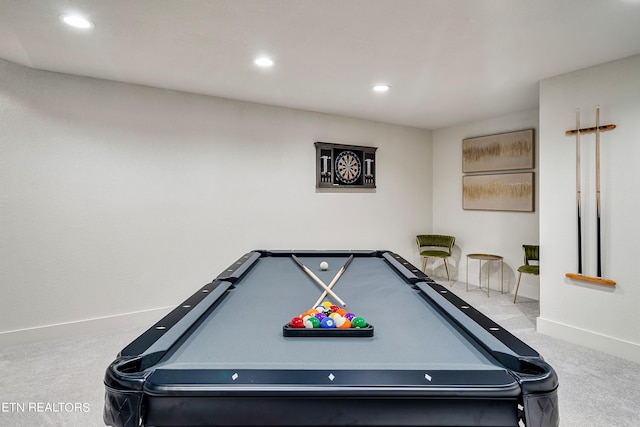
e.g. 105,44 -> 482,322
291,255 -> 347,307
312,255 -> 354,308
575,109 -> 583,274
595,106 -> 602,277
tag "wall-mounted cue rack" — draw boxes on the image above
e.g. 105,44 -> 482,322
315,142 -> 377,189
565,106 -> 616,286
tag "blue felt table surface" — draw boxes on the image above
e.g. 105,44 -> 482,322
156,256 -> 501,371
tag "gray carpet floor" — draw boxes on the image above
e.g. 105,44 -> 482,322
0,280 -> 638,426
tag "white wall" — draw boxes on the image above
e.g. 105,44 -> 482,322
538,54 -> 640,362
0,59 -> 432,344
431,110 -> 540,298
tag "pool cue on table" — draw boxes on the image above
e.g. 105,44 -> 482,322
291,255 -> 347,307
576,108 -> 583,274
595,106 -> 602,277
312,255 -> 354,308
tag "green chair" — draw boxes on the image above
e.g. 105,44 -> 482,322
513,245 -> 539,303
416,234 -> 456,281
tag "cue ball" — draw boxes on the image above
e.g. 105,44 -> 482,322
320,261 -> 329,270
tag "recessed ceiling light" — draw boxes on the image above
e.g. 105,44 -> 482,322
60,14 -> 94,29
373,84 -> 391,92
254,57 -> 274,67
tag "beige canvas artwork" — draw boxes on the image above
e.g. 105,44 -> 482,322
463,172 -> 534,212
462,129 -> 534,173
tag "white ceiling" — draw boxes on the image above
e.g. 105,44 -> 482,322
2,0 -> 640,130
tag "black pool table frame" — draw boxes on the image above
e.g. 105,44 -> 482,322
104,250 -> 559,427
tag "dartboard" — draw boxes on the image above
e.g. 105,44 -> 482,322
335,150 -> 362,184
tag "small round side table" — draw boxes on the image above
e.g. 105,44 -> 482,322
466,253 -> 504,297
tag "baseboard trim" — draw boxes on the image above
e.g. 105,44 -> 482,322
537,317 -> 640,363
0,307 -> 173,348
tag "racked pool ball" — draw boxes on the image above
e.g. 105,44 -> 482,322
290,317 -> 304,328
305,317 -> 320,328
351,317 -> 367,328
320,317 -> 336,328
335,317 -> 351,329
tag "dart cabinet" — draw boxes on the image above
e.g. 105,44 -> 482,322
315,142 -> 377,189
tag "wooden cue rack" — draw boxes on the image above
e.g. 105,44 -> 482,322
565,124 -> 616,135
565,273 -> 616,286
565,109 -> 616,286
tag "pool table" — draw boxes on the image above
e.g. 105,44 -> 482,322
104,250 -> 558,427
